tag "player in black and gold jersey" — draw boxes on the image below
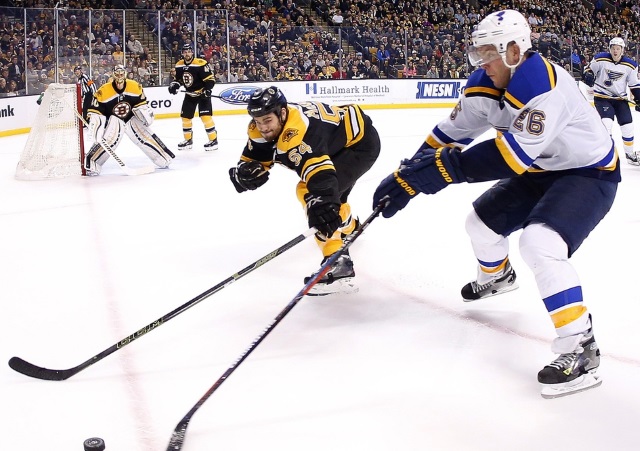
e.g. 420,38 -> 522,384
168,43 -> 218,151
85,64 -> 174,175
229,86 -> 381,295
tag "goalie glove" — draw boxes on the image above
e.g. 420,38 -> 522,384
168,81 -> 180,95
229,160 -> 270,193
132,104 -> 154,126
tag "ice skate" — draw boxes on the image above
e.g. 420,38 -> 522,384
304,252 -> 358,296
461,261 -> 518,301
204,138 -> 218,151
625,150 -> 639,166
538,329 -> 602,399
178,138 -> 193,151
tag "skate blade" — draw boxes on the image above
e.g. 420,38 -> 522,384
540,372 -> 602,399
306,278 -> 359,297
462,283 -> 519,302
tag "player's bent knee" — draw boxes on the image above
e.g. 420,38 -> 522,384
519,223 -> 568,272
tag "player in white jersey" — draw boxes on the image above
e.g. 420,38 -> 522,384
373,10 -> 619,399
583,37 -> 640,164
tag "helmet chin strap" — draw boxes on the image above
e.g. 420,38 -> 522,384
502,52 -> 525,71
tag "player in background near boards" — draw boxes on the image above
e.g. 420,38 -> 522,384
583,37 -> 640,165
168,43 -> 219,151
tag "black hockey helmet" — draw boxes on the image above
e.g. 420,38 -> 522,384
247,86 -> 287,118
182,43 -> 194,62
74,65 -> 82,72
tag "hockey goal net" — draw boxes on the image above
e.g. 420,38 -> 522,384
15,83 -> 86,180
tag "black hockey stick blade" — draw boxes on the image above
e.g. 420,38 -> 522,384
8,229 -> 315,381
9,357 -> 83,381
165,197 -> 389,451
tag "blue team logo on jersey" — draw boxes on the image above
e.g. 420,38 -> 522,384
218,86 -> 259,104
604,70 -> 624,87
415,81 -> 462,99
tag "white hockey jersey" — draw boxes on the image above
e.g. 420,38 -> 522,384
425,52 -> 618,181
587,52 -> 640,100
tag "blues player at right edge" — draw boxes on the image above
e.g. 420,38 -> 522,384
373,10 -> 618,399
583,37 -> 640,165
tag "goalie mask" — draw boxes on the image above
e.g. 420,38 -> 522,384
468,9 -> 532,69
113,64 -> 126,83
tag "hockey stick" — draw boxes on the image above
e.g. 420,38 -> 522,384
63,97 -> 156,176
166,197 -> 390,451
8,228 -> 316,381
594,82 -> 639,107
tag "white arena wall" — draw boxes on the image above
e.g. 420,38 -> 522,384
0,78 -> 595,137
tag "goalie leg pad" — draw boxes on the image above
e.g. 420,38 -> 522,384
101,115 -> 125,149
126,117 -> 174,168
85,116 -> 124,174
85,143 -> 110,175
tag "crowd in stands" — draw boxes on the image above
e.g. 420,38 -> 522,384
2,0 -> 640,97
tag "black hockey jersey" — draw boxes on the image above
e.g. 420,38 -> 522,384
87,79 -> 147,123
240,101 -> 367,192
174,58 -> 215,95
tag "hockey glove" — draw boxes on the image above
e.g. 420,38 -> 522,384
229,160 -> 270,193
305,194 -> 341,237
203,89 -> 212,97
168,81 -> 180,95
373,169 -> 420,218
373,146 -> 465,218
583,70 -> 595,87
400,146 -> 465,194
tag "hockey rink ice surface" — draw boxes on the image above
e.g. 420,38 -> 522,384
2,108 -> 640,451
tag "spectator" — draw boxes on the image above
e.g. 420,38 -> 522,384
112,44 -> 124,65
127,34 -> 144,55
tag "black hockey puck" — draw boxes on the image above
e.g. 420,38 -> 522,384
83,437 -> 106,451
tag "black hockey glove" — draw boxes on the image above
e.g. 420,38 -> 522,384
168,81 -> 180,95
305,194 -> 341,237
229,160 -> 270,193
203,89 -> 212,97
583,71 -> 595,87
373,168 -> 420,218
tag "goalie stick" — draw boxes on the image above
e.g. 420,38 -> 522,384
165,197 -> 390,451
8,228 -> 315,381
63,96 -> 156,176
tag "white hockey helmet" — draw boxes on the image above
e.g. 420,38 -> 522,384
468,9 -> 532,68
609,37 -> 625,49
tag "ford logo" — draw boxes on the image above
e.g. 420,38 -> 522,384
218,86 -> 259,104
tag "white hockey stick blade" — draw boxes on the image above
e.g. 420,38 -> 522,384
540,372 -> 602,399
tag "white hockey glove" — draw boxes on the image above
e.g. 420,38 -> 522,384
133,104 -> 154,126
